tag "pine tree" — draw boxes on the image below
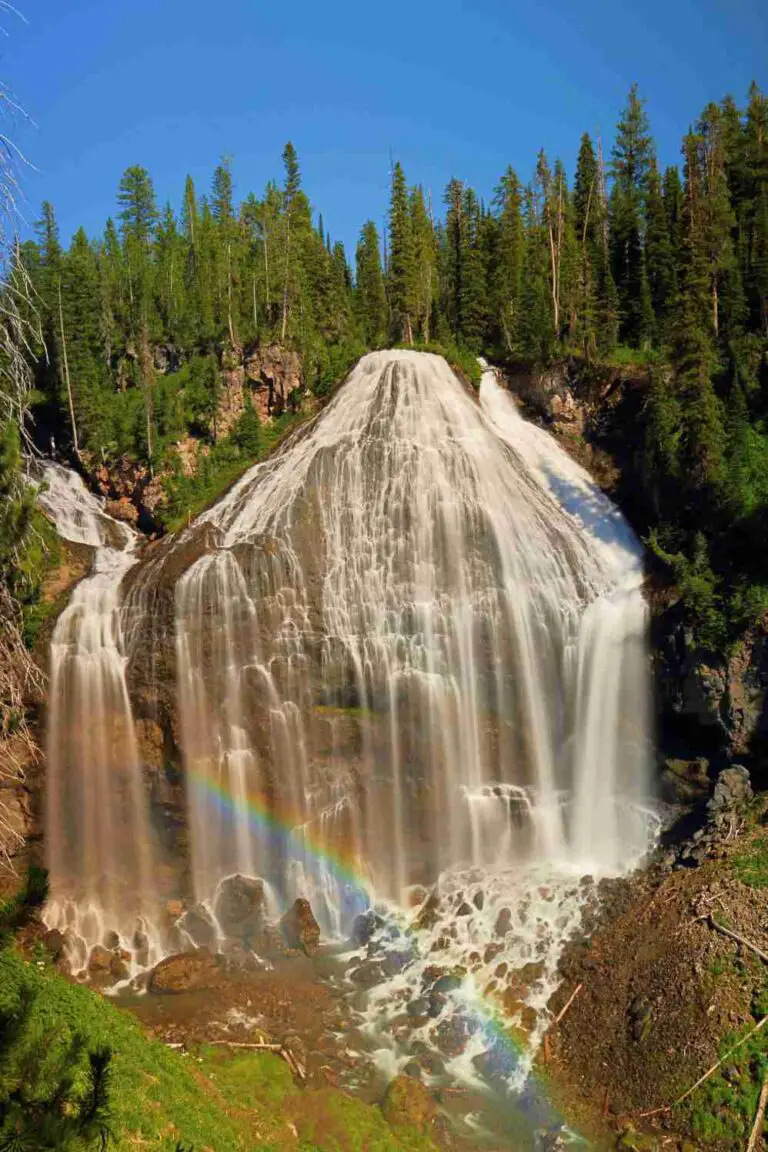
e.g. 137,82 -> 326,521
490,166 -> 524,353
644,156 -> 674,334
388,162 -> 416,343
154,203 -> 185,344
670,132 -> 726,499
519,183 -> 555,360
459,186 -> 486,350
33,201 -> 63,406
698,103 -> 743,340
610,84 -> 653,345
573,134 -> 617,357
355,220 -> 387,346
117,166 -> 158,462
409,187 -> 437,342
211,159 -> 235,226
282,142 -> 301,207
442,178 -> 465,342
181,174 -> 199,244
744,83 -> 768,334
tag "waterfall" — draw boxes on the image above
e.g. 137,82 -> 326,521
168,350 -> 653,928
34,351 -> 654,967
31,462 -> 163,973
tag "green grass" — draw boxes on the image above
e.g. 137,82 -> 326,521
680,1021 -> 768,1146
733,834 -> 768,889
0,947 -> 439,1151
603,344 -> 659,369
392,340 -> 483,388
158,409 -> 306,533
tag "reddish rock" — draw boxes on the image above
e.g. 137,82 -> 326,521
87,945 -> 112,974
280,898 -> 321,956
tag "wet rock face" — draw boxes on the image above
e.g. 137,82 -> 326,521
280,898 -> 321,956
178,903 -> 219,950
213,874 -> 265,942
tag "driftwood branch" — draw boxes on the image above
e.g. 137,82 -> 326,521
638,1015 -> 768,1118
709,916 -> 768,966
555,983 -> 583,1025
747,1072 -> 768,1152
206,1040 -> 306,1082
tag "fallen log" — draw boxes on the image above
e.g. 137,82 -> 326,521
206,1040 -> 306,1082
709,916 -> 768,966
555,983 -> 582,1025
747,1071 -> 768,1152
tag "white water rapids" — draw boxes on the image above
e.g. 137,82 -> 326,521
31,352 -> 654,1014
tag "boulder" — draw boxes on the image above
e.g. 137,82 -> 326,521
279,898 -> 320,956
148,948 -> 220,994
110,951 -> 131,982
349,960 -> 385,988
42,928 -> 64,961
178,903 -> 219,950
87,945 -> 112,975
351,909 -> 383,948
708,765 -> 752,818
494,907 -> 513,937
213,874 -> 265,941
381,1073 -> 437,1134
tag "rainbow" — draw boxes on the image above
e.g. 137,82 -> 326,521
187,766 -> 372,911
187,764 -> 579,1144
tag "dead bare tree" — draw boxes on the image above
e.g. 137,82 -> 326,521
0,4 -> 46,874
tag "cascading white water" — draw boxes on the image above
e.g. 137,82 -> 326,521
30,462 -> 163,973
169,350 -> 653,930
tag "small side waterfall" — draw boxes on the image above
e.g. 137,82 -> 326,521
31,462 -> 163,973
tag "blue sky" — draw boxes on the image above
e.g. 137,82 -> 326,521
4,0 -> 767,257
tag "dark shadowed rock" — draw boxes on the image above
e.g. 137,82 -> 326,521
708,765 -> 752,818
42,927 -> 64,960
351,909 -> 383,948
280,898 -> 320,955
179,903 -> 219,950
494,907 -> 512,936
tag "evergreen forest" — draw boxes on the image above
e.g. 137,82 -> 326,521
6,81 -> 768,650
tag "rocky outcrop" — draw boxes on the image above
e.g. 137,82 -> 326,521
86,454 -> 166,528
216,342 -> 303,436
656,606 -> 768,763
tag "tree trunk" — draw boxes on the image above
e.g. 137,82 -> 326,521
227,241 -> 236,348
57,277 -> 79,456
281,216 -> 291,343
